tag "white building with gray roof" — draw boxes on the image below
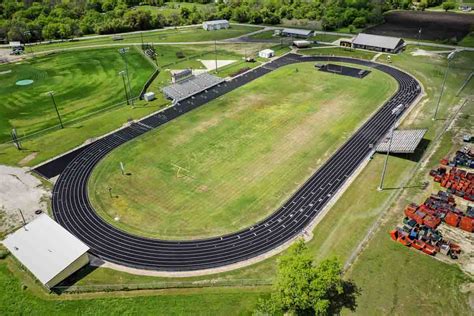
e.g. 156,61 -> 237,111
203,20 -> 229,31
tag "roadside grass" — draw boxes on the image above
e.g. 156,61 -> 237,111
458,32 -> 474,47
0,256 -> 265,315
299,46 -> 376,60
311,33 -> 351,43
29,25 -> 261,53
88,62 -> 397,240
0,48 -> 154,144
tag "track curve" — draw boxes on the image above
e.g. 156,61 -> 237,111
52,54 -> 422,271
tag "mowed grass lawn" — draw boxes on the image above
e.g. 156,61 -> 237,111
31,25 -> 261,53
0,48 -> 154,143
89,62 -> 397,239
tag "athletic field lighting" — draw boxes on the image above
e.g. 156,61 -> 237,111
214,40 -> 218,73
119,70 -> 130,105
11,128 -> 21,150
120,161 -> 125,175
119,48 -> 134,107
108,187 -> 112,198
18,209 -> 27,230
47,91 -> 64,129
433,50 -> 457,121
378,128 -> 395,191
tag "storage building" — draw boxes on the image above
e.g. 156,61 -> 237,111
351,33 -> 405,53
281,28 -> 313,38
258,49 -> 275,59
2,214 -> 90,289
203,20 -> 229,31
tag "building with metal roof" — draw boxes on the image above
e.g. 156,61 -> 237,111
281,28 -> 313,38
203,20 -> 229,31
2,214 -> 90,288
350,33 -> 405,53
376,129 -> 427,154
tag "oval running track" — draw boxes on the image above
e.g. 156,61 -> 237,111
52,53 -> 422,271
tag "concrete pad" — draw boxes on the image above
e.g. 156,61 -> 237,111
0,165 -> 50,234
199,59 -> 236,71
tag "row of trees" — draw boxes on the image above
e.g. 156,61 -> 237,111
0,0 -> 454,42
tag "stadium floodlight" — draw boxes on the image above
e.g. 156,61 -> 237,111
433,50 -> 458,121
47,91 -> 64,129
378,127 -> 395,191
119,70 -> 130,105
118,48 -> 134,107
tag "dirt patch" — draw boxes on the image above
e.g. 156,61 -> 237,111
436,224 -> 473,276
365,11 -> 474,42
18,152 -> 37,166
0,165 -> 50,235
199,59 -> 237,71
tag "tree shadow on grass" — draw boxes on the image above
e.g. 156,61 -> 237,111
327,280 -> 361,315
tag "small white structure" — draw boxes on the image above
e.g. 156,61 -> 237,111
143,92 -> 155,101
203,20 -> 229,31
258,49 -> 275,59
293,40 -> 311,48
2,214 -> 90,288
9,41 -> 22,48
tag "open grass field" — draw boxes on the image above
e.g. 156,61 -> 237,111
136,2 -> 214,16
0,257 -> 264,315
88,62 -> 397,240
0,48 -> 154,144
29,25 -> 261,53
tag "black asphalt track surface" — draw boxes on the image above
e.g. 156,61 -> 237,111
52,53 -> 422,271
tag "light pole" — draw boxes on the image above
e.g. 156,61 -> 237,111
47,91 -> 64,129
433,50 -> 457,121
214,40 -> 218,73
119,48 -> 134,107
378,127 -> 395,191
119,70 -> 130,105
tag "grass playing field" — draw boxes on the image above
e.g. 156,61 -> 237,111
0,47 -> 154,143
88,62 -> 397,240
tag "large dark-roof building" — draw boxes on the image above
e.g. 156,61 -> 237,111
350,33 -> 405,53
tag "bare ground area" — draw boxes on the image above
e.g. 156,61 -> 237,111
0,165 -> 50,235
365,11 -> 474,42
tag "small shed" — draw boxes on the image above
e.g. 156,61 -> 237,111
203,20 -> 229,31
258,49 -> 275,59
2,214 -> 90,289
292,40 -> 311,48
144,92 -> 155,101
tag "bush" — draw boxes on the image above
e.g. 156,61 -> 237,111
442,1 -> 455,11
352,17 -> 367,28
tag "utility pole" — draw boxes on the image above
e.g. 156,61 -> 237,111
120,161 -> 125,175
119,48 -> 134,107
18,209 -> 28,230
140,32 -> 144,50
108,187 -> 112,198
214,40 -> 218,73
433,51 -> 457,121
378,127 -> 395,191
119,70 -> 130,105
11,128 -> 21,150
47,91 -> 63,128
417,28 -> 422,46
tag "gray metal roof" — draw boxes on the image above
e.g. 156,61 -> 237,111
203,20 -> 229,26
2,214 -> 89,286
282,28 -> 313,36
376,129 -> 427,154
352,33 -> 403,50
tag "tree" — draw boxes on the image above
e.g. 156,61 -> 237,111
255,240 -> 357,315
352,16 -> 367,28
442,1 -> 455,11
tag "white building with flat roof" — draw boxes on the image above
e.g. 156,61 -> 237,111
258,49 -> 275,59
2,214 -> 90,288
203,20 -> 229,31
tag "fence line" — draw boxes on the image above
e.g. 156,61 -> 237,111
54,278 -> 273,293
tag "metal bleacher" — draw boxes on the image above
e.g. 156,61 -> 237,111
162,73 -> 225,102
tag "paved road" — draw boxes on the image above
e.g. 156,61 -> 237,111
51,53 -> 421,271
